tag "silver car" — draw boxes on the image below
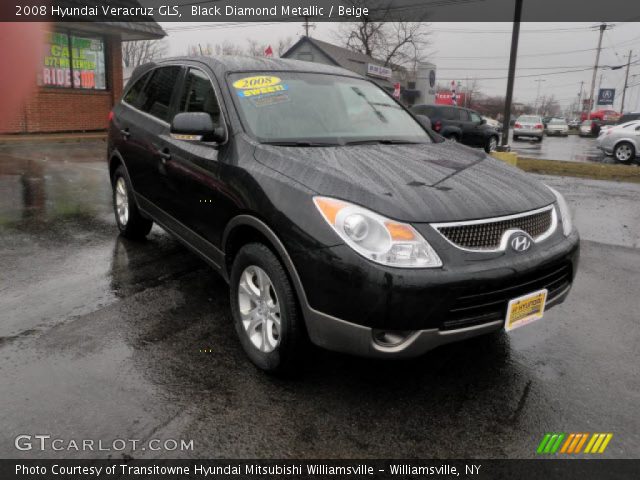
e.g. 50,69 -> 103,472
545,118 -> 569,137
596,121 -> 640,162
513,115 -> 544,141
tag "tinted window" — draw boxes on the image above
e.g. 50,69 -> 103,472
442,108 -> 460,121
138,66 -> 182,122
619,113 -> 640,123
179,68 -> 221,127
469,111 -> 482,123
412,105 -> 436,117
123,70 -> 152,108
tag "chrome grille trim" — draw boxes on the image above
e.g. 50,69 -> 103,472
431,205 -> 557,252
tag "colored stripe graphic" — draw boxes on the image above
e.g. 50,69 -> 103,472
537,433 -> 565,454
540,433 -> 613,454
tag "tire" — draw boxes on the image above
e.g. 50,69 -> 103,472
229,243 -> 306,374
485,136 -> 498,153
614,142 -> 635,163
513,135 -> 519,141
112,165 -> 153,240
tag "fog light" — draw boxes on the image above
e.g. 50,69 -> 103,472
372,330 -> 414,347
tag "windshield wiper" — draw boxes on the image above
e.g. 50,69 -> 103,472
262,140 -> 338,147
343,139 -> 426,146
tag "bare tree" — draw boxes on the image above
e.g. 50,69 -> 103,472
122,40 -> 167,68
537,95 -> 561,117
277,37 -> 294,57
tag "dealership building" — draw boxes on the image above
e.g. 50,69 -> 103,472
2,21 -> 164,134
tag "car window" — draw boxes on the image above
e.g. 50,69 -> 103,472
123,70 -> 152,109
412,105 -> 435,117
179,68 -> 221,127
442,108 -> 460,121
229,72 -> 431,144
138,66 -> 182,122
469,111 -> 482,123
518,116 -> 539,123
549,119 -> 566,125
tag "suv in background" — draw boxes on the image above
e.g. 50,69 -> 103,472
410,104 -> 501,153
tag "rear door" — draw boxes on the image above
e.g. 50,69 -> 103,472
119,65 -> 183,209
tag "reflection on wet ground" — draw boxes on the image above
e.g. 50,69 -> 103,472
509,131 -> 639,165
0,141 -> 639,459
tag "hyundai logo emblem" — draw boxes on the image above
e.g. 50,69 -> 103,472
510,234 -> 532,252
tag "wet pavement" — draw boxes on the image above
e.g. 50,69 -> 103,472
508,130 -> 640,165
1,141 -> 639,459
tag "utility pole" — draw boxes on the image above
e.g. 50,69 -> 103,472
620,50 -> 632,114
534,79 -> 546,114
577,80 -> 584,118
588,23 -> 607,114
499,0 -> 523,149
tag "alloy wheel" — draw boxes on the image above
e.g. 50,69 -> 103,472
489,137 -> 498,152
237,265 -> 281,352
115,177 -> 129,226
615,144 -> 633,162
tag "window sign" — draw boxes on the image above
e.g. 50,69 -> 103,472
39,32 -> 106,90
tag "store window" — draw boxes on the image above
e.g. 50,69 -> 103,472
39,31 -> 107,90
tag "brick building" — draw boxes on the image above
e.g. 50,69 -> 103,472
3,21 -> 164,134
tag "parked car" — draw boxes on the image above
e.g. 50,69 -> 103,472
410,104 -> 501,153
513,115 -> 544,141
483,116 -> 503,132
545,118 -> 569,137
579,119 -> 601,137
108,56 -> 579,373
596,120 -> 640,162
568,119 -> 581,130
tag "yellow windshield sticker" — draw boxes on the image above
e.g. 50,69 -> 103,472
232,76 -> 281,90
237,84 -> 289,98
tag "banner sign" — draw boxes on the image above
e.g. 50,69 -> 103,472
367,64 -> 392,79
597,88 -> 615,106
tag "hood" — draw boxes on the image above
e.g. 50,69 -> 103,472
253,141 -> 555,223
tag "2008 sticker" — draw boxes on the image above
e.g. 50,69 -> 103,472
233,76 -> 281,89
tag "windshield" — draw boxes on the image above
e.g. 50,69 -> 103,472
549,119 -> 566,125
518,116 -> 540,123
229,72 -> 431,145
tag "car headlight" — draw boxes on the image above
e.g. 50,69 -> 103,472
546,186 -> 573,236
313,197 -> 442,268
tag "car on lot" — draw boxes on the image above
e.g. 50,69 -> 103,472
545,118 -> 569,137
598,112 -> 640,135
513,115 -> 544,141
108,56 -> 579,373
409,104 -> 501,153
596,120 -> 640,162
579,119 -> 600,137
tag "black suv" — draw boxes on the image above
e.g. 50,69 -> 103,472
108,57 -> 579,373
410,104 -> 500,153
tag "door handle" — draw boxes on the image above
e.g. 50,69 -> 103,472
158,149 -> 171,164
120,128 -> 130,138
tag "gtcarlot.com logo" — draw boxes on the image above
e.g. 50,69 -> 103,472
15,434 -> 194,452
536,433 -> 613,455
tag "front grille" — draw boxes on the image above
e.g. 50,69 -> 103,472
441,261 -> 572,330
435,207 -> 554,251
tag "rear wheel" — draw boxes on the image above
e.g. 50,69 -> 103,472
614,142 -> 635,162
229,243 -> 306,374
112,165 -> 152,240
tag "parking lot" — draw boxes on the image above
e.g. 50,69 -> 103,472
509,130 -> 639,165
1,141 -> 639,459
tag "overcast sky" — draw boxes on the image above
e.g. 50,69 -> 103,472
159,22 -> 640,112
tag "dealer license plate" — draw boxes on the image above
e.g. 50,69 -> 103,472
505,289 -> 548,332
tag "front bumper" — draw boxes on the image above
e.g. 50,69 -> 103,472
293,229 -> 579,358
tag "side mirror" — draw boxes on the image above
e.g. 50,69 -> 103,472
170,112 -> 225,143
415,114 -> 432,130
480,118 -> 487,125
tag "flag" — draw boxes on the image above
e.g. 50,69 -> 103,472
393,82 -> 401,99
264,45 -> 273,57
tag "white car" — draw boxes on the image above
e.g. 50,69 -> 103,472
596,121 -> 640,162
545,118 -> 569,137
513,115 -> 544,141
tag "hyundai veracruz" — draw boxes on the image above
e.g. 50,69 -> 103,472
107,57 -> 580,373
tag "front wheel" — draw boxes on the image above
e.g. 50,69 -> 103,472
112,165 -> 152,240
485,136 -> 498,153
229,243 -> 306,374
614,142 -> 635,162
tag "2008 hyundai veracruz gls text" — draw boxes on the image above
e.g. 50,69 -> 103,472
107,57 -> 579,373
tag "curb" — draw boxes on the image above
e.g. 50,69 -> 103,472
0,132 -> 106,145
